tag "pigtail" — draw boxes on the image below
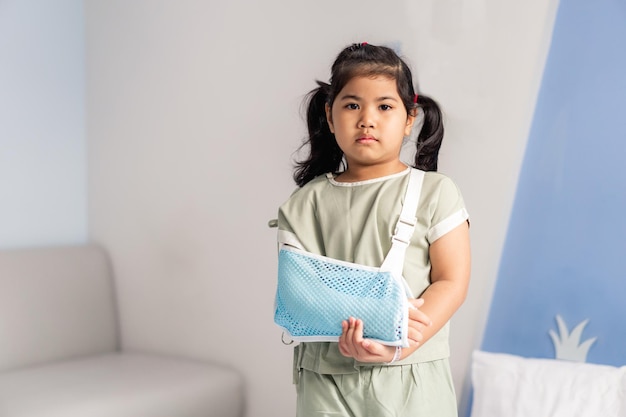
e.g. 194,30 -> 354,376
413,94 -> 444,172
293,81 -> 344,187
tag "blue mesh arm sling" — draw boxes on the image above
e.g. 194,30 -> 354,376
274,169 -> 424,347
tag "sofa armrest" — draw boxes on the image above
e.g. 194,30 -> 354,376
0,244 -> 119,372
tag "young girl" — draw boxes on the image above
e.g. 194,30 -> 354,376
277,43 -> 471,416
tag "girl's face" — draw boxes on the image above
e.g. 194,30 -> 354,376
326,75 -> 415,177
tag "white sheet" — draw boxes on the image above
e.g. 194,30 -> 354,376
470,350 -> 626,417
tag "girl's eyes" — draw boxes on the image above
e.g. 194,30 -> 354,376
344,103 -> 393,110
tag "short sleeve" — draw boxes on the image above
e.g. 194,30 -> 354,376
276,179 -> 327,254
425,175 -> 469,243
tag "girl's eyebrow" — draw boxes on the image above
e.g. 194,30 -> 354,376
338,94 -> 399,102
337,94 -> 361,101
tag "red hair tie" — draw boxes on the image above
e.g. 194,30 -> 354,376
413,94 -> 419,104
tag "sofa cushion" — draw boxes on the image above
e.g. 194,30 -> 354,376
0,352 -> 244,417
0,245 -> 118,372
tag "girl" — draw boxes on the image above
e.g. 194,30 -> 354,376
277,43 -> 471,416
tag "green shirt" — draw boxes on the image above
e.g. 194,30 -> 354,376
278,168 -> 469,373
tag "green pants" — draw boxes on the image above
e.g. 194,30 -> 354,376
296,360 -> 457,417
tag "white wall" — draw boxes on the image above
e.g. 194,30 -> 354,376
85,1 -> 559,416
0,0 -> 86,250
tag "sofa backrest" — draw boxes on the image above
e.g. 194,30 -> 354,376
0,244 -> 119,372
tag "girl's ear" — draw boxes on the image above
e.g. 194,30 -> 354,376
325,103 -> 335,134
404,108 -> 417,136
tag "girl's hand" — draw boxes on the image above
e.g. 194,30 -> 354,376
337,299 -> 432,363
338,317 -> 397,362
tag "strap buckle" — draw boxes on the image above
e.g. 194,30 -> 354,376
392,216 -> 417,245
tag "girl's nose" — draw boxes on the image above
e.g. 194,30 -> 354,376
358,109 -> 375,128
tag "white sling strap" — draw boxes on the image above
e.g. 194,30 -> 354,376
380,169 -> 424,278
278,168 -> 425,283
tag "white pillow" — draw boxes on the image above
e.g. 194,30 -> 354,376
470,350 -> 626,417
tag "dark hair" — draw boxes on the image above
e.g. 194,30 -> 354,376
293,43 -> 444,187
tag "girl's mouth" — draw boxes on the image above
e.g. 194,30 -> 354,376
356,136 -> 377,143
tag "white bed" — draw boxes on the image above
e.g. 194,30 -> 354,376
470,350 -> 626,417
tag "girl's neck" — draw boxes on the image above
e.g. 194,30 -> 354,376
334,162 -> 408,183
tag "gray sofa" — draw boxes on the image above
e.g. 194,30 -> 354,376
0,244 -> 244,417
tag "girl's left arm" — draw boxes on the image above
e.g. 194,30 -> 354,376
404,220 -> 471,356
338,221 -> 471,362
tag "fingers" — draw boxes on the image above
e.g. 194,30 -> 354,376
338,320 -> 350,356
338,317 -> 396,362
361,339 -> 386,356
349,318 -> 366,357
408,308 -> 432,328
338,317 -> 360,358
407,325 -> 424,347
408,298 -> 432,327
409,298 -> 425,309
406,298 -> 432,347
